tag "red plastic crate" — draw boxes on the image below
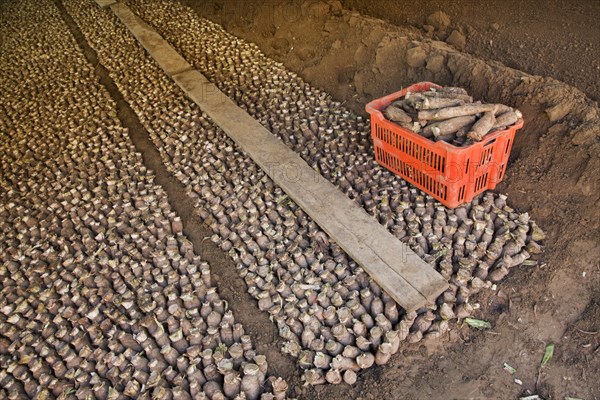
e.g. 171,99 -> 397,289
366,82 -> 523,208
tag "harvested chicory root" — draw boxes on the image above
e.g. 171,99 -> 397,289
384,86 -> 522,146
467,110 -> 496,141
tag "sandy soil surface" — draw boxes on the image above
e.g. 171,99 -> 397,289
178,0 -> 600,398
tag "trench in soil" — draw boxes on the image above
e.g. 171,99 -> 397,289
55,0 -> 301,387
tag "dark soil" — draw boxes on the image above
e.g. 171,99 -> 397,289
177,1 -> 600,399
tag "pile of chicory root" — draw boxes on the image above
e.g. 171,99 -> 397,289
384,87 -> 522,146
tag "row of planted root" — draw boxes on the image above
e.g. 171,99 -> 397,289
0,0 -> 286,398
65,0 -> 544,386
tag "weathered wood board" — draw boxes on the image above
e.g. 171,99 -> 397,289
94,0 -> 116,8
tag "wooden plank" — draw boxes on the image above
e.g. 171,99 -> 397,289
109,5 -> 448,311
94,0 -> 116,8
110,3 -> 192,77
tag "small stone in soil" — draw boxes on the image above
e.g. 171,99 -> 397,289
406,46 -> 428,68
446,30 -> 466,50
545,102 -> 572,122
426,54 -> 446,73
426,11 -> 451,31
